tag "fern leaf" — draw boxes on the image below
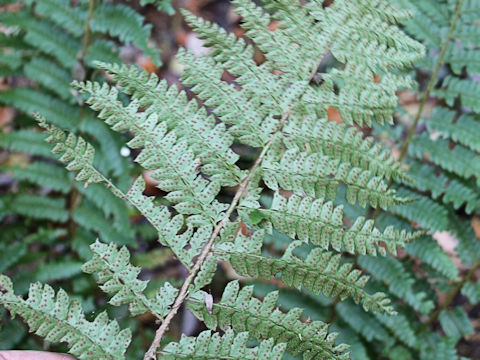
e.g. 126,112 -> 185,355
0,275 -> 131,360
0,11 -> 80,68
410,135 -> 480,185
262,149 -> 406,209
433,76 -> 480,112
74,75 -> 244,186
0,130 -> 51,157
392,188 -> 449,232
461,280 -> 480,304
82,240 -> 178,319
160,329 -> 286,360
405,236 -> 459,280
91,3 -> 160,65
451,218 -> 480,266
283,117 -> 407,181
24,57 -> 74,101
11,161 -> 71,193
72,204 -> 133,245
439,307 -> 473,341
37,116 -> 104,184
188,281 -> 350,360
1,88 -> 78,129
217,232 -> 395,314
10,194 -> 67,222
25,0 -> 87,37
358,256 -> 434,314
245,192 -> 417,256
425,107 -> 480,153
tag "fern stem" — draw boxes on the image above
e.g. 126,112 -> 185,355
79,0 -> 96,65
419,260 -> 480,332
143,58 -> 325,360
397,0 -> 464,163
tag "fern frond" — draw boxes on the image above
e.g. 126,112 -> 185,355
282,117 -> 407,181
0,11 -> 80,68
1,89 -> 78,129
405,236 -> 459,280
461,280 -> 480,304
82,240 -> 178,319
262,149 -> 406,209
10,161 -> 71,193
409,135 -> 480,185
0,130 -> 51,157
433,76 -> 480,112
439,307 -> 473,341
24,57 -> 74,101
25,0 -> 87,37
72,204 -> 133,245
91,3 -> 160,65
405,162 -> 480,214
447,48 -> 480,75
245,192 -> 417,255
159,329 -> 286,360
358,256 -> 434,314
217,233 -> 395,314
37,116 -> 104,184
10,194 -> 67,222
188,281 -> 350,360
74,76 -> 245,186
425,107 -> 480,153
0,275 -> 131,360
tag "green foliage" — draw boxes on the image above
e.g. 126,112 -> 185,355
0,275 -> 131,360
4,0 -> 480,359
0,0 -> 159,354
160,329 -> 287,359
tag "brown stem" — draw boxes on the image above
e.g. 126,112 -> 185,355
79,0 -> 96,64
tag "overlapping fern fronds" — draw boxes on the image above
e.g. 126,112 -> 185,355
0,0 -> 427,359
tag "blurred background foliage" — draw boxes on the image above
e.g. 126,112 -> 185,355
0,0 -> 479,359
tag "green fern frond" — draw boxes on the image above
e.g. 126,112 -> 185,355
91,3 -> 160,65
1,88 -> 78,129
409,135 -> 480,185
188,280 -> 350,360
24,57 -> 74,101
392,188 -> 449,232
82,240 -> 178,319
245,192 -> 417,255
74,76 -> 245,186
217,234 -> 395,314
0,275 -> 131,360
10,161 -> 71,193
461,280 -> 480,304
0,11 -> 80,68
358,256 -> 434,314
25,0 -> 87,37
447,48 -> 480,75
282,117 -> 408,181
10,194 -> 67,222
160,329 -> 286,360
261,149 -> 406,209
405,162 -> 480,214
0,130 -> 51,157
405,236 -> 459,280
433,76 -> 480,112
425,107 -> 480,153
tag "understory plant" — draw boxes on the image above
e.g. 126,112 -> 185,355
2,0 -> 478,359
0,0 -> 167,354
